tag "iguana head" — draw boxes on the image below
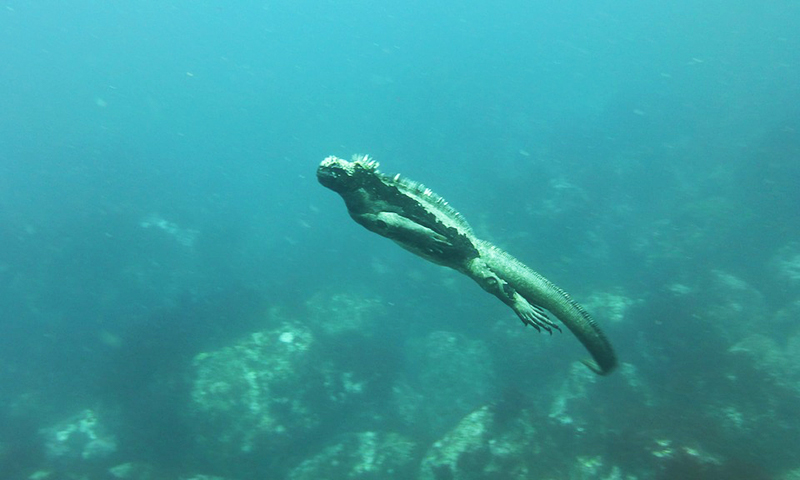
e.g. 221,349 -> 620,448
317,155 -> 379,193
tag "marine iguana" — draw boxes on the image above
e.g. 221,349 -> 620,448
317,154 -> 617,375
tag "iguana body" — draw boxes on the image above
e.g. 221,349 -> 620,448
317,155 -> 617,375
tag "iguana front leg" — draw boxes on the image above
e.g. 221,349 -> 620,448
464,258 -> 561,334
351,211 -> 457,265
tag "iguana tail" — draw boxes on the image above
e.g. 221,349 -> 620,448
479,242 -> 618,375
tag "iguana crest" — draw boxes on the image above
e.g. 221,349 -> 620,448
318,155 -> 479,266
319,154 -> 472,234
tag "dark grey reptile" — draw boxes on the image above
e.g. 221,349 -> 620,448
317,154 -> 617,375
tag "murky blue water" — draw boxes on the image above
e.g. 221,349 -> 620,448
1,1 -> 798,478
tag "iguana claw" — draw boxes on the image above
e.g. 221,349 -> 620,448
514,299 -> 561,334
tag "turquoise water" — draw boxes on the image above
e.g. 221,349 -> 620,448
1,1 -> 799,479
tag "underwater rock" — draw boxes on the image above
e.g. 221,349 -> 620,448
582,289 -> 642,325
771,242 -> 800,287
305,290 -> 386,338
729,335 -> 785,376
40,409 -> 117,464
188,321 -> 320,456
418,406 -> 495,480
647,438 -> 722,467
704,270 -> 766,342
703,333 -> 800,466
106,462 -> 229,480
729,333 -> 800,392
393,331 -> 495,435
139,213 -> 198,248
570,456 -> 634,480
108,462 -> 136,478
653,447 -> 771,480
287,431 -> 417,480
180,475 -> 229,480
771,300 -> 800,332
418,404 -> 545,479
107,462 -> 160,479
616,362 -> 657,407
525,177 -> 590,219
646,435 -> 773,480
187,300 -> 388,472
780,466 -> 800,480
548,362 -> 599,429
632,195 -> 745,267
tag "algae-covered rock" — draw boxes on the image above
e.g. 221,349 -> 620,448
287,431 -> 416,480
41,409 -> 118,464
705,270 -> 766,341
729,333 -> 800,393
771,242 -> 800,287
394,331 -> 495,435
569,457 -> 638,480
418,406 -> 494,480
780,466 -> 800,480
187,296 -> 389,471
770,299 -> 800,338
179,475 -> 230,480
548,362 -> 599,429
305,290 -> 386,338
570,456 -> 610,480
106,462 -> 230,480
632,195 -> 746,266
107,462 -> 165,479
189,321 -> 319,456
582,289 -> 642,325
418,404 -> 543,480
729,335 -> 785,375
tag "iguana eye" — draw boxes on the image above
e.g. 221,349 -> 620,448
317,164 -> 353,191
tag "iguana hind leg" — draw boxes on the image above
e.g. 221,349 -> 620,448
466,257 -> 561,334
513,298 -> 562,334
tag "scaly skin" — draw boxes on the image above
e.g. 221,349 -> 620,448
317,154 -> 617,375
477,241 -> 617,374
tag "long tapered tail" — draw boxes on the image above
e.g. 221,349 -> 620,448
479,242 -> 617,375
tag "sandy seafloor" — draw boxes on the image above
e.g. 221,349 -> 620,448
1,1 -> 800,479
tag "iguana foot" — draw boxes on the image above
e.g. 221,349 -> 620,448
515,301 -> 562,334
